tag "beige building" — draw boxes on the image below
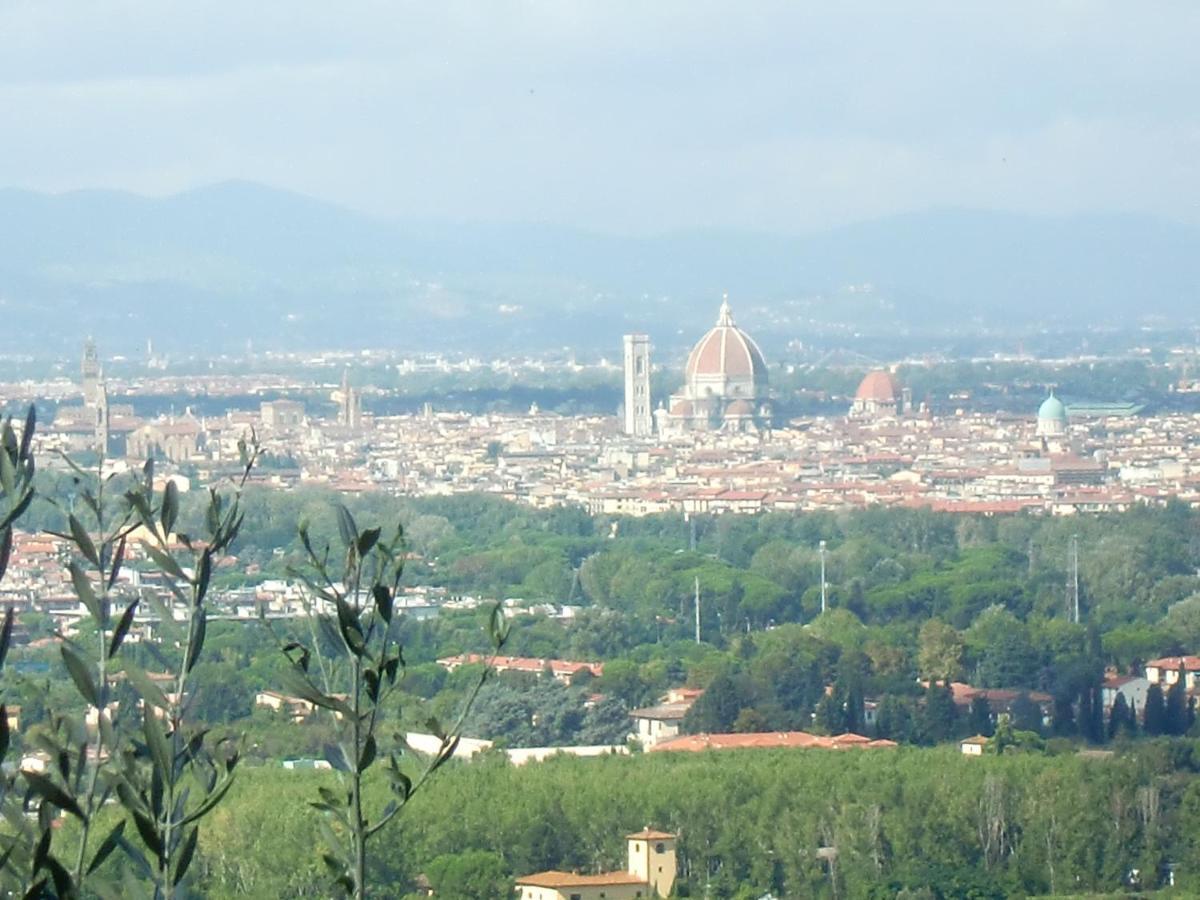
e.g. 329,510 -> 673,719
127,416 -> 204,463
516,829 -> 676,900
960,735 -> 988,756
1145,655 -> 1200,691
629,688 -> 703,748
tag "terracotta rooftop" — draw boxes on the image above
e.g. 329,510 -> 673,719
649,731 -> 896,753
1147,656 -> 1200,671
516,870 -> 647,888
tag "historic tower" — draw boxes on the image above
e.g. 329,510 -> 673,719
627,829 -> 677,898
94,382 -> 110,457
81,338 -> 102,407
623,333 -> 652,437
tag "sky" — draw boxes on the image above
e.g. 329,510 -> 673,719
1,1 -> 1198,234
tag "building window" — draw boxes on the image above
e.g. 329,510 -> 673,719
656,843 -> 665,853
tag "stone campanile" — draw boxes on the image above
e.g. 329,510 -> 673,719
623,333 -> 652,437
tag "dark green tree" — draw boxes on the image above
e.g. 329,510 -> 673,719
1108,693 -> 1132,739
1051,693 -> 1076,737
683,670 -> 747,733
918,683 -> 958,745
814,690 -> 848,734
1143,683 -> 1167,736
1165,675 -> 1190,736
874,696 -> 915,742
424,849 -> 511,899
976,628 -> 1040,688
1010,693 -> 1044,734
969,695 -> 994,737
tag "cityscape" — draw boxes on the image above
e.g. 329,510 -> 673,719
4,3 -> 1200,898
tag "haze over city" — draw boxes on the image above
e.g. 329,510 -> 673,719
2,5 -> 1200,899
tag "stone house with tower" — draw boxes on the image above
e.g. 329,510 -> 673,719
515,829 -> 676,900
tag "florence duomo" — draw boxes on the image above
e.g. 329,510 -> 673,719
622,294 -> 772,438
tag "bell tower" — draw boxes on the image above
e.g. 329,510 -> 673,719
623,334 -> 652,437
627,828 -> 676,898
82,337 -> 101,407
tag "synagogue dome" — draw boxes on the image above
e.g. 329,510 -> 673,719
1038,393 -> 1067,423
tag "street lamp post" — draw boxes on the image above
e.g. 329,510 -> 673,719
819,540 -> 828,615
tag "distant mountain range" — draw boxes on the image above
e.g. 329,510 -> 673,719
0,181 -> 1196,357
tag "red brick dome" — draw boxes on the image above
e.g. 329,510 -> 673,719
855,370 -> 899,403
684,298 -> 768,383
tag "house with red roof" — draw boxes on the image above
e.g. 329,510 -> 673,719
516,829 -> 676,899
1145,656 -> 1200,692
436,653 -> 603,684
628,689 -> 703,749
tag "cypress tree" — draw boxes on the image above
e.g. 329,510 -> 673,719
845,681 -> 865,734
1108,693 -> 1131,740
815,689 -> 848,735
920,682 -> 959,745
969,695 -> 994,737
1143,682 -> 1166,736
1053,693 -> 1076,737
1165,677 -> 1189,736
1089,684 -> 1106,743
1011,692 -> 1043,734
1077,688 -> 1094,741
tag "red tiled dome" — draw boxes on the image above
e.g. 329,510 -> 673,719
684,299 -> 768,384
855,370 -> 898,403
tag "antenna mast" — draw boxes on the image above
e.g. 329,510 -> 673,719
1070,533 -> 1080,624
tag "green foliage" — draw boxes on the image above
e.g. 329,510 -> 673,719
461,675 -> 628,747
6,438 -> 1200,894
1144,683 -> 1167,736
283,504 -> 507,898
175,741 -> 1200,897
424,849 -> 510,899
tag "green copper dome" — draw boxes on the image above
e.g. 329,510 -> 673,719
1038,392 -> 1067,422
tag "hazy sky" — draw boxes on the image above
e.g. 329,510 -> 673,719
2,1 -> 1198,233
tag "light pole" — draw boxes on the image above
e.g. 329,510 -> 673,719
1071,533 -> 1080,624
819,540 -> 828,615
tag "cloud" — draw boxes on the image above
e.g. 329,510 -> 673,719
0,1 -> 1197,231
